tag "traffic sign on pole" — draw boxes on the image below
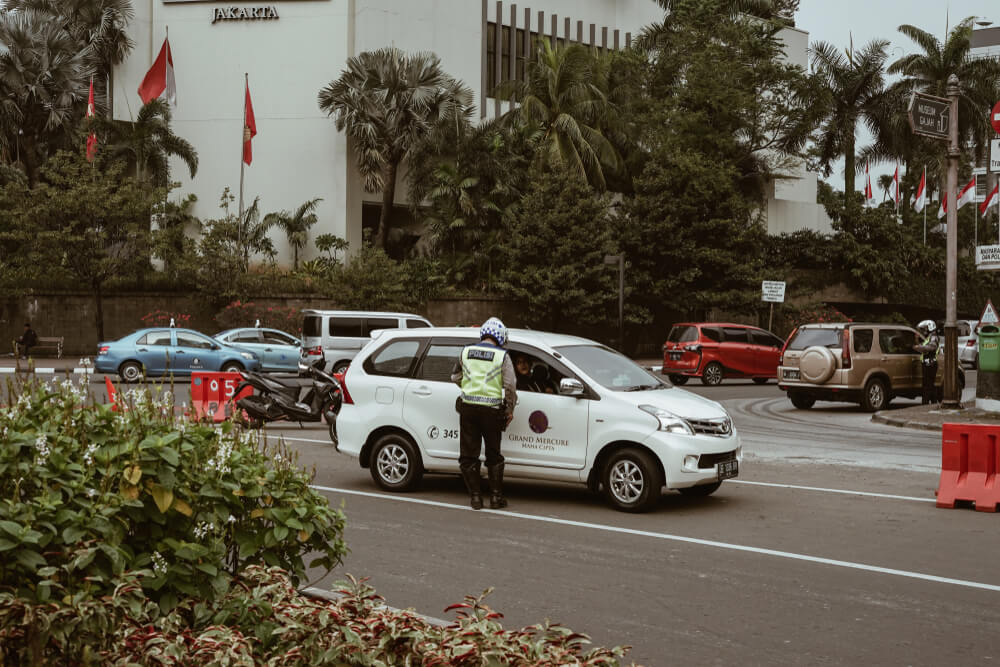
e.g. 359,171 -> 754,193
991,100 -> 1000,135
908,92 -> 951,141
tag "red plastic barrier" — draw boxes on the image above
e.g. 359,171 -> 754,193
190,372 -> 252,422
105,376 -> 119,412
937,423 -> 1000,512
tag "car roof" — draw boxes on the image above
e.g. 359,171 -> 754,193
301,309 -> 427,318
672,322 -> 762,328
375,326 -> 599,349
797,322 -> 913,329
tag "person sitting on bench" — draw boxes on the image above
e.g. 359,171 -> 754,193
16,322 -> 38,359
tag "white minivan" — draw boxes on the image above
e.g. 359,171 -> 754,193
335,327 -> 741,512
300,310 -> 432,373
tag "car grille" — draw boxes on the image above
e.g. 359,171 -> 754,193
687,417 -> 733,437
698,450 -> 737,469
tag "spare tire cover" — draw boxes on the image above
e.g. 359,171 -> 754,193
799,345 -> 836,383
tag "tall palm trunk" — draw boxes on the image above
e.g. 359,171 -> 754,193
377,161 -> 398,250
844,126 -> 856,207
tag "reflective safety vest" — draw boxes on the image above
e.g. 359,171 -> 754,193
921,334 -> 941,363
460,343 -> 505,407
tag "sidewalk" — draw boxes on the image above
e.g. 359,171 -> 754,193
872,401 -> 1000,431
0,356 -> 95,375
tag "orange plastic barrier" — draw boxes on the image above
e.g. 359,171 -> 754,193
937,423 -> 1000,512
105,376 -> 119,412
190,372 -> 252,422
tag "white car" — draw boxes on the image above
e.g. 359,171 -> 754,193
335,328 -> 741,512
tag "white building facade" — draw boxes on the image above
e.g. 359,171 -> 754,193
114,0 -> 831,266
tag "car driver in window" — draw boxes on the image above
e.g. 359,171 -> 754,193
513,353 -> 555,394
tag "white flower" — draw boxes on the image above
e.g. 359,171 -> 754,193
227,515 -> 236,524
82,443 -> 99,466
34,433 -> 50,464
151,550 -> 168,576
87,488 -> 97,498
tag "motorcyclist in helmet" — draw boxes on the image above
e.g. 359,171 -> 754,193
913,320 -> 941,405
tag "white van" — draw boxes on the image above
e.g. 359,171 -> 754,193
335,327 -> 741,513
300,310 -> 432,373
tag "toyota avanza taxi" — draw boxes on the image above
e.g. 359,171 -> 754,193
335,328 -> 741,512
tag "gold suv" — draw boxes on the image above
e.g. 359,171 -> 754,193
776,322 -> 964,412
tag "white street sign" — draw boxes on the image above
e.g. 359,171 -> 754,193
976,245 -> 1000,271
980,299 -> 999,325
762,280 -> 786,303
991,138 -> 1000,173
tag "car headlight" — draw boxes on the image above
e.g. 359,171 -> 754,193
639,405 -> 694,435
240,352 -> 255,361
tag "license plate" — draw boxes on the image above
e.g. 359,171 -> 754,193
783,369 -> 800,380
669,352 -> 681,361
718,459 -> 738,480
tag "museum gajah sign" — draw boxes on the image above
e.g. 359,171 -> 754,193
211,5 -> 279,23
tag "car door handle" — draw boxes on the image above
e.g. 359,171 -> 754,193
138,347 -> 148,352
264,348 -> 273,351
412,386 -> 432,396
175,350 -> 186,354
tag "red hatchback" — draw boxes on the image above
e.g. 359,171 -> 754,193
661,323 -> 785,386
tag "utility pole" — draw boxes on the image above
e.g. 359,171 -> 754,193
943,74 -> 960,407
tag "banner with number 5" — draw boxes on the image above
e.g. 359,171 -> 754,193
191,372 -> 253,422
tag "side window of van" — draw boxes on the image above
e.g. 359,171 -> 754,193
701,327 -> 722,343
852,329 -> 874,353
722,327 -> 748,343
330,317 -> 363,337
417,343 -> 464,382
365,340 -> 422,377
364,318 -> 399,336
406,319 -> 431,328
303,316 -> 323,337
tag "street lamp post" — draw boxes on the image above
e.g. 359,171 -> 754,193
943,74 -> 960,408
604,254 -> 624,351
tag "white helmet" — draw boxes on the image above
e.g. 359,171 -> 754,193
480,317 -> 508,347
917,319 -> 936,334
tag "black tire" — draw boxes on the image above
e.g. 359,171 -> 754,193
332,361 -> 350,375
700,362 -> 724,386
752,378 -> 769,385
221,361 -> 244,373
602,448 -> 662,513
369,433 -> 423,491
861,377 -> 889,412
678,481 -> 722,497
669,374 -> 689,385
118,361 -> 143,384
328,420 -> 338,447
789,391 -> 815,409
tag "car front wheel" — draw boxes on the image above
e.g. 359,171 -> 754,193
701,362 -> 724,386
221,361 -> 244,373
369,433 -> 423,491
602,448 -> 662,513
669,374 -> 689,385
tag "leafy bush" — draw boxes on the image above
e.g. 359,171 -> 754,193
141,309 -> 192,328
781,303 -> 851,337
214,300 -> 301,333
0,376 -> 346,617
0,566 -> 636,665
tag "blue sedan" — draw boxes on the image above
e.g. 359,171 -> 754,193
95,328 -> 262,382
214,327 -> 302,372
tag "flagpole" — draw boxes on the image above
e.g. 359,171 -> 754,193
239,72 -> 247,257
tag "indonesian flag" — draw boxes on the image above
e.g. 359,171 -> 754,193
938,198 -> 947,220
864,163 -> 873,200
893,164 -> 899,207
86,78 -> 97,162
981,183 -> 999,215
138,36 -> 176,105
913,168 -> 926,212
243,80 -> 256,165
957,177 -> 977,209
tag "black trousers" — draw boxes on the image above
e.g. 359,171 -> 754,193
922,361 -> 938,403
458,403 -> 505,468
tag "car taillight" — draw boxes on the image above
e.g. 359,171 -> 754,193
334,371 -> 353,404
306,346 -> 323,356
840,328 -> 852,369
99,346 -> 109,355
778,328 -> 796,366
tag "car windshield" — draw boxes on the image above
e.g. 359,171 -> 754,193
787,328 -> 840,350
555,344 -> 667,391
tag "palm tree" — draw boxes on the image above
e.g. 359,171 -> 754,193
317,47 -> 472,250
97,99 -> 198,185
495,40 -> 621,191
810,38 -> 890,205
876,173 -> 894,202
263,198 -> 322,271
0,9 -> 92,186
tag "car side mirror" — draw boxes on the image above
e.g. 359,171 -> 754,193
559,378 -> 585,396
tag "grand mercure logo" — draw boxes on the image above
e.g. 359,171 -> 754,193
212,5 -> 279,23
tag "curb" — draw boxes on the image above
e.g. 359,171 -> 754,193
870,413 -> 941,432
0,367 -> 94,375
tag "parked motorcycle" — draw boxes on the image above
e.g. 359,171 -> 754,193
234,359 -> 342,442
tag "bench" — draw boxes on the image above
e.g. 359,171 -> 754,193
10,336 -> 64,358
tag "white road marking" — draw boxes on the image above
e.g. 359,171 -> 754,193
263,433 -> 333,445
729,479 -> 934,503
310,484 -> 1000,593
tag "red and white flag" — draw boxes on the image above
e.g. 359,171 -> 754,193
893,164 -> 899,207
138,36 -> 176,105
864,163 -> 873,201
938,198 -> 947,220
981,183 -> 999,215
86,78 -> 97,162
913,167 -> 926,212
243,80 -> 257,165
957,177 -> 977,209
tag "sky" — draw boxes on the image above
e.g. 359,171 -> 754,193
794,0 -> 998,195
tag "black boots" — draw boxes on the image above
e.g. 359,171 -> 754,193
461,463 -> 483,510
488,463 -> 507,509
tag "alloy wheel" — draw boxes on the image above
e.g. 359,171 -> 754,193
609,459 -> 644,505
376,443 -> 409,485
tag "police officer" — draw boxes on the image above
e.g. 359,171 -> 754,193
914,319 -> 941,405
451,317 -> 516,510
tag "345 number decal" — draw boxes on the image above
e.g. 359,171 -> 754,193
442,429 -> 459,439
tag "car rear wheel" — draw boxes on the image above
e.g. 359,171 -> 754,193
861,377 -> 889,412
602,448 -> 662,513
370,433 -> 423,491
221,361 -> 244,373
119,361 -> 143,384
678,481 -> 722,497
752,378 -> 769,385
669,374 -> 689,385
700,362 -> 724,386
789,391 -> 815,409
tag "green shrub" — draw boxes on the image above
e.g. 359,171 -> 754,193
0,376 -> 346,616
